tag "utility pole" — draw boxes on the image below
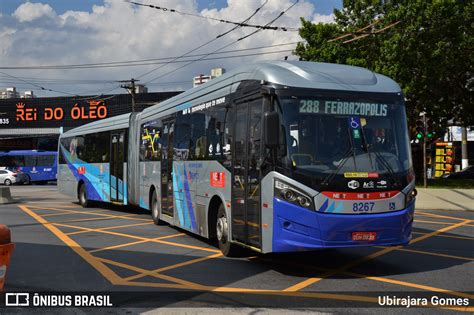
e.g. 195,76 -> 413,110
422,113 -> 427,188
416,112 -> 427,188
118,78 -> 139,113
461,126 -> 469,170
415,112 -> 436,187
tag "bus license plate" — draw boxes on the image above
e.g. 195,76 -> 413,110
352,232 -> 377,241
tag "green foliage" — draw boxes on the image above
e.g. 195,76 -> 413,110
295,0 -> 473,130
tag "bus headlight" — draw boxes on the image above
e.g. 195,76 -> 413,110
274,179 -> 314,210
282,189 -> 296,202
405,188 -> 417,207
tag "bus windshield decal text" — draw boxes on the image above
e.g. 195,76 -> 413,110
299,100 -> 388,117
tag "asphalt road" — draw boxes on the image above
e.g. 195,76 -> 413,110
0,185 -> 473,314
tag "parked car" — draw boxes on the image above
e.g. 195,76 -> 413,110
442,166 -> 474,179
3,167 -> 29,184
0,169 -> 22,185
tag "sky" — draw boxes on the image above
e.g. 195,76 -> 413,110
0,0 -> 342,97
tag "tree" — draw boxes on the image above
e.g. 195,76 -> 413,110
295,0 -> 473,131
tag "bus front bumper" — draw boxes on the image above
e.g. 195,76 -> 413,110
271,198 -> 415,253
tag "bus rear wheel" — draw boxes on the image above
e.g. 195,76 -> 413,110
151,190 -> 165,225
79,183 -> 89,208
217,204 -> 240,257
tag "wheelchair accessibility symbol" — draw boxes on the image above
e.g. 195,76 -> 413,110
348,116 -> 360,129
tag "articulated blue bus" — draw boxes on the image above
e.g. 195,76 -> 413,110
0,150 -> 57,184
58,61 -> 416,256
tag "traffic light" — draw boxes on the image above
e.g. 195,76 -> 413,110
426,119 -> 434,139
415,119 -> 424,140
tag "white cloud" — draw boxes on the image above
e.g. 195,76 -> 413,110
13,2 -> 56,22
312,13 -> 335,24
0,0 -> 334,96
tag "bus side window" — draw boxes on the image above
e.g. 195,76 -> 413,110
25,155 -> 36,167
140,120 -> 162,162
206,103 -> 231,163
189,113 -> 206,160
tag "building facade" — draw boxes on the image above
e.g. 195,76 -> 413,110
0,91 -> 181,151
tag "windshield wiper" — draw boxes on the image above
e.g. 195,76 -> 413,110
370,144 -> 396,177
321,128 -> 356,187
359,124 -> 395,177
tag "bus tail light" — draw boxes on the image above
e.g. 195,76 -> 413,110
274,179 -> 314,210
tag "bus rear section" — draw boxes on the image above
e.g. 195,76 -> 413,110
58,130 -> 127,206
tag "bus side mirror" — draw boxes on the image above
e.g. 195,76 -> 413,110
264,112 -> 280,148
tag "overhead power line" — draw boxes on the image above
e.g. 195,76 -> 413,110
144,0 -> 299,85
72,0 -> 273,100
0,48 -> 294,96
328,19 -> 400,44
126,0 -> 298,32
1,49 -> 293,73
0,71 -> 78,96
0,42 -> 301,71
135,0 -> 270,80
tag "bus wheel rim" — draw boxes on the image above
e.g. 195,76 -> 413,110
217,215 -> 228,243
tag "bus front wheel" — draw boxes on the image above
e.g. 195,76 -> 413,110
79,184 -> 89,208
217,204 -> 239,257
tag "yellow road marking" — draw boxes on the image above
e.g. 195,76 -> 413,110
283,220 -> 472,292
124,252 -> 223,281
376,246 -> 474,261
66,222 -> 153,236
53,222 -> 220,253
417,211 -> 471,222
98,257 -> 384,304
411,231 -> 474,241
55,215 -> 140,225
151,238 -> 221,253
347,271 -> 474,300
18,205 -> 123,284
89,233 -> 184,253
18,204 -> 473,312
41,210 -> 77,217
69,209 -> 123,215
118,278 -> 472,312
25,203 -> 81,208
410,220 -> 472,244
41,209 -> 112,217
96,257 -> 206,289
27,205 -> 150,222
255,256 -> 474,301
414,219 -> 454,225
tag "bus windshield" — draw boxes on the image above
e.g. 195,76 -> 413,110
278,94 -> 412,178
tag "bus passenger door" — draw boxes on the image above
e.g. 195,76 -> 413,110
110,131 -> 125,202
231,98 -> 263,249
161,120 -> 175,218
